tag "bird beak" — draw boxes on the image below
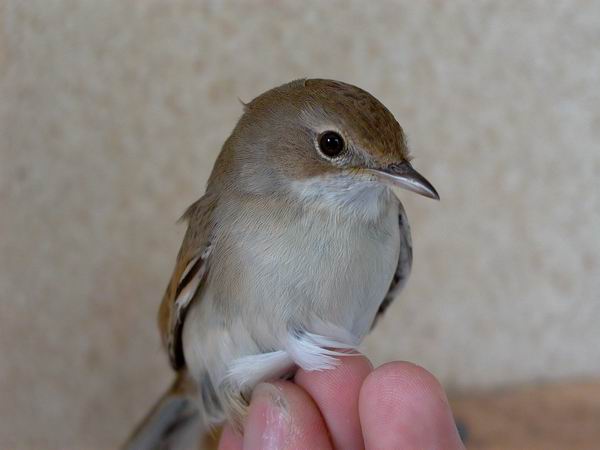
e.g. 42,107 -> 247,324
368,162 -> 440,200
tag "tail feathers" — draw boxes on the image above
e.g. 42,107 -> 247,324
122,373 -> 202,450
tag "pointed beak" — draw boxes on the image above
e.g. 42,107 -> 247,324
368,162 -> 440,200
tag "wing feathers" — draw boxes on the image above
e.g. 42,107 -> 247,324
372,202 -> 413,328
159,195 -> 217,370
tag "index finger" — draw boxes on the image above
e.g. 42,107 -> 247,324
295,354 -> 373,450
359,362 -> 465,450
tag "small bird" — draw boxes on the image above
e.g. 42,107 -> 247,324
123,79 -> 438,450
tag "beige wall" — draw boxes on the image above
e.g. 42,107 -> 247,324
2,1 -> 600,448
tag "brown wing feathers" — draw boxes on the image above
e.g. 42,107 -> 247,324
158,195 -> 216,370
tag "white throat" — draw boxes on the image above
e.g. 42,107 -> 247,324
290,175 -> 394,221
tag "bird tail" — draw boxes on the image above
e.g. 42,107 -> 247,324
122,372 -> 216,450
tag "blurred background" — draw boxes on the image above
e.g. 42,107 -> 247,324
1,1 -> 599,449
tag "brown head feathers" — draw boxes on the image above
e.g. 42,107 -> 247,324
210,79 -> 412,195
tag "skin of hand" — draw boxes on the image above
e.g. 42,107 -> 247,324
217,355 -> 465,450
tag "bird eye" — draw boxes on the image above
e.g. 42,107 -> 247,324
318,131 -> 345,158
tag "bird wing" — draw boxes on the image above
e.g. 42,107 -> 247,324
372,201 -> 413,328
158,194 -> 217,370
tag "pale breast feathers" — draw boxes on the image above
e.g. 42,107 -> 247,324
372,202 -> 412,328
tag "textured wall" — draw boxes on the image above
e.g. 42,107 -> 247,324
1,1 -> 599,448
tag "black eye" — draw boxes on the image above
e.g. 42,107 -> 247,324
318,131 -> 345,158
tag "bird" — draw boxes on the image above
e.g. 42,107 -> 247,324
123,78 -> 439,450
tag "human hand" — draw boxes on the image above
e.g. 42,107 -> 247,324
218,355 -> 465,450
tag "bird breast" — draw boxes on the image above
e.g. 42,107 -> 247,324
208,186 -> 401,343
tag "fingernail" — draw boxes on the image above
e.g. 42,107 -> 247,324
244,383 -> 291,450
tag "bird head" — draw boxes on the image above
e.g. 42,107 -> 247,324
215,79 -> 438,202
